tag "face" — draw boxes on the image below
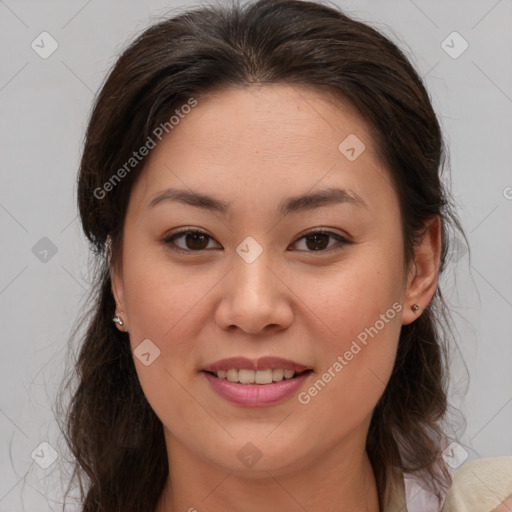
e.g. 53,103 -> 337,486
111,84 -> 439,478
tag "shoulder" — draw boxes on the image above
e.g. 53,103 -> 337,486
441,456 -> 512,512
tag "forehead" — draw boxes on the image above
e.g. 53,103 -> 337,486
179,83 -> 376,157
130,83 -> 396,216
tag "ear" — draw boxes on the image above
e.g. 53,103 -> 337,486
108,236 -> 128,328
111,266 -> 126,311
401,215 -> 442,326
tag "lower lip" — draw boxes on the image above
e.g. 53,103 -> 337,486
202,371 -> 312,406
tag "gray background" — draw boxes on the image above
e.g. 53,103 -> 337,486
1,0 -> 511,510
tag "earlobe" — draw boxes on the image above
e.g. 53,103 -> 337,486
111,270 -> 129,333
402,215 -> 442,326
108,236 -> 129,332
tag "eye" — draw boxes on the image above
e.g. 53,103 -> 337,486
290,229 -> 352,252
162,228 -> 352,254
162,229 -> 219,253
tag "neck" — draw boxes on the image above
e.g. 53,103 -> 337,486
156,429 -> 380,512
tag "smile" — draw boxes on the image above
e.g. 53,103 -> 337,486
202,369 -> 313,406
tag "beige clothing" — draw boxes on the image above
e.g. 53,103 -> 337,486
384,457 -> 512,512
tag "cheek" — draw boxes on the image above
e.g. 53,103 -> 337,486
122,250 -> 223,376
296,248 -> 403,416
306,243 -> 403,341
121,254 -> 210,426
122,245 -> 204,334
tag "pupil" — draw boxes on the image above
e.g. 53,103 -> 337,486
307,233 -> 328,251
187,233 -> 208,250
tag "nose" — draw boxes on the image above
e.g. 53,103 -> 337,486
214,247 -> 294,335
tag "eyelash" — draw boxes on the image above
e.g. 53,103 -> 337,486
162,228 -> 353,254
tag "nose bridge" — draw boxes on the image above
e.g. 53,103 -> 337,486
215,235 -> 293,333
232,237 -> 275,300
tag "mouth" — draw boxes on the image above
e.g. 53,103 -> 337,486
201,356 -> 314,405
202,368 -> 314,385
202,367 -> 314,406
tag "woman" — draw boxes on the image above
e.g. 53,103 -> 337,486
57,0 -> 512,511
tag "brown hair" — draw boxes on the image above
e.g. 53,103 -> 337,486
56,0 -> 469,510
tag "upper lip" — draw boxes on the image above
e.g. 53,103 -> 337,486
202,357 -> 312,373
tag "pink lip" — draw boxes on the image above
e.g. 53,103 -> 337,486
202,356 -> 311,373
202,371 -> 312,407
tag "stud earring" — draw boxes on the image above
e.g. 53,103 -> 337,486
411,304 -> 420,312
112,314 -> 124,327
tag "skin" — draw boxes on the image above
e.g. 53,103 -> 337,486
491,494 -> 512,512
110,84 -> 441,512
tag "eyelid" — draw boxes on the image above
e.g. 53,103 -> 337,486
162,228 -> 219,253
162,227 -> 353,254
290,229 -> 352,252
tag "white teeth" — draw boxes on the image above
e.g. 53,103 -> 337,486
272,369 -> 284,381
238,369 -> 255,383
255,369 -> 272,384
212,368 -> 304,384
226,369 -> 238,382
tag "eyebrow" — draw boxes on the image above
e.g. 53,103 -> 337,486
148,186 -> 369,217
